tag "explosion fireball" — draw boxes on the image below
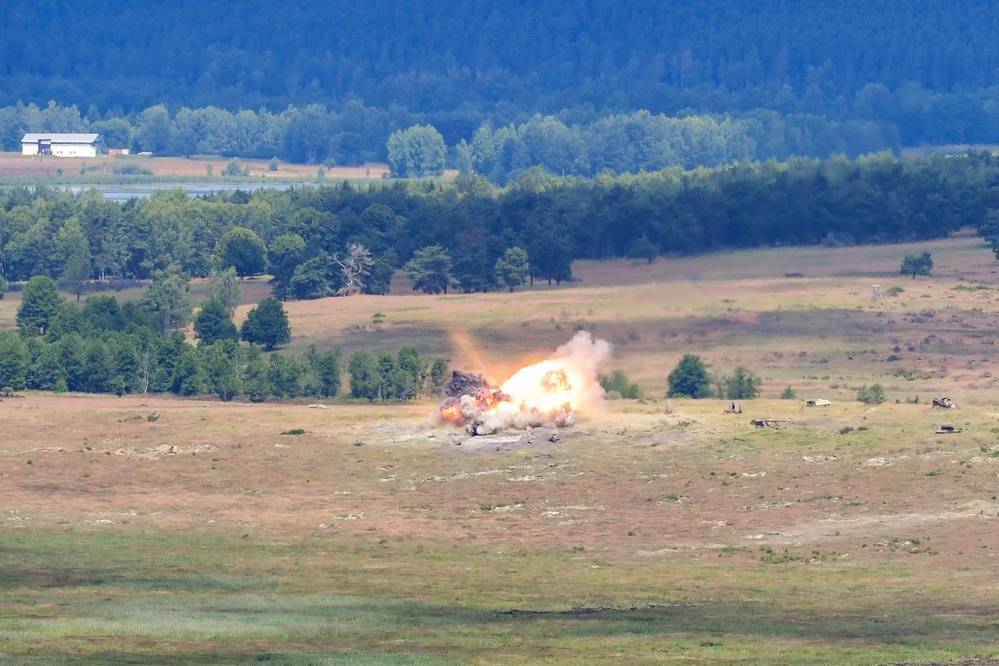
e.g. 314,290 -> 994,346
440,331 -> 612,435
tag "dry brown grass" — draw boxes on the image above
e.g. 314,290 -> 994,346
3,393 -> 997,574
0,151 -> 390,179
4,233 -> 999,664
224,232 -> 999,401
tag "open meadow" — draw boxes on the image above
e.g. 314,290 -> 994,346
0,152 -> 390,182
3,234 -> 999,664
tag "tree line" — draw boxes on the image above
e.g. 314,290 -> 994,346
0,274 -> 448,402
4,152 -> 999,300
4,1 -> 999,156
0,101 -> 903,181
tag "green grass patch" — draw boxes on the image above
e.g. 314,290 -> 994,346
1,531 -> 997,664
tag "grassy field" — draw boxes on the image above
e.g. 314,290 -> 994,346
3,234 -> 999,664
0,152 -> 391,182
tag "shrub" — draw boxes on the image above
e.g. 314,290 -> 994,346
780,385 -> 797,399
726,366 -> 761,399
222,157 -> 243,176
599,369 -> 641,399
115,163 -> 153,176
857,383 -> 887,404
666,354 -> 712,398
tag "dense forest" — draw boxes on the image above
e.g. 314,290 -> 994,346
3,152 -> 999,294
3,2 -> 999,176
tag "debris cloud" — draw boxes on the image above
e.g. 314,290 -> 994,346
440,331 -> 612,435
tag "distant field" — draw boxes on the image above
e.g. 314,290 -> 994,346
234,232 -> 999,400
0,152 -> 390,180
3,235 -> 999,664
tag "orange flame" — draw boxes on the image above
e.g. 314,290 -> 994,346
441,331 -> 612,434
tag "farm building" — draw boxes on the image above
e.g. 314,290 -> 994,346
21,133 -> 101,157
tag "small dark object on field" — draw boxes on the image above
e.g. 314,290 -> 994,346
352,440 -> 364,446
281,428 -> 306,436
935,423 -> 962,434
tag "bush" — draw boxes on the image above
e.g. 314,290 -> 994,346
115,163 -> 153,176
666,354 -> 712,398
857,383 -> 887,404
240,297 -> 291,351
599,369 -> 641,399
222,157 -> 243,176
780,385 -> 797,399
725,366 -> 761,400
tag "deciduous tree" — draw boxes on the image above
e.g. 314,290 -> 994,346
900,252 -> 933,279
193,298 -> 239,346
725,366 -> 762,399
386,125 -> 447,177
348,349 -> 380,401
240,297 -> 290,351
206,267 -> 241,313
0,331 -> 29,389
138,264 -> 192,332
267,233 -> 307,299
16,275 -> 66,337
214,227 -> 267,278
666,353 -> 712,398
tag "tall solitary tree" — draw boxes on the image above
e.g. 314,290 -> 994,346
56,219 -> 92,302
900,252 -> 933,280
666,353 -> 712,398
193,298 -> 239,346
16,275 -> 66,337
60,246 -> 92,302
725,366 -> 762,400
240,297 -> 291,351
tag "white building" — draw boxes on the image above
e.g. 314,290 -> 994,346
21,133 -> 101,158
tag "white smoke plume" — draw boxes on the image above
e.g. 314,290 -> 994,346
440,331 -> 613,435
550,330 -> 613,409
